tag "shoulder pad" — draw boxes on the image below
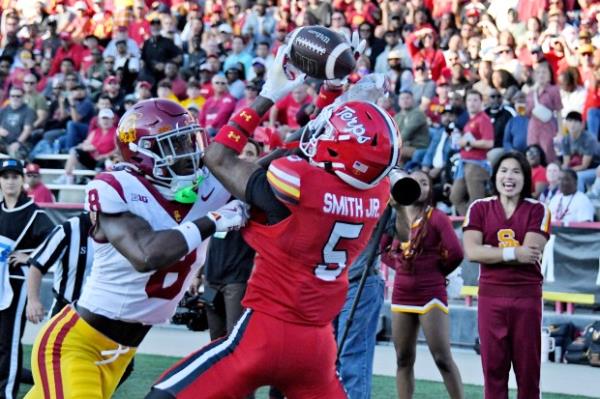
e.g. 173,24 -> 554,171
266,156 -> 308,205
85,172 -> 128,214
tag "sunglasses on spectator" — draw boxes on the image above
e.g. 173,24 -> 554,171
26,173 -> 39,177
10,94 -> 22,98
23,80 -> 36,84
104,60 -> 115,64
214,81 -> 227,85
489,94 -> 501,99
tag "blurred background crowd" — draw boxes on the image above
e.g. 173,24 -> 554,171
0,0 -> 599,221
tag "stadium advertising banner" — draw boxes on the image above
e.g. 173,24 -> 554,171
454,224 -> 600,305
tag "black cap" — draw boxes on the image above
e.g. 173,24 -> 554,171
0,158 -> 24,176
565,111 -> 583,122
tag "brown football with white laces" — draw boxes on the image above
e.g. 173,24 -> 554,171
288,26 -> 355,80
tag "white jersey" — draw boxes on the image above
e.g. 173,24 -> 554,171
78,169 -> 230,324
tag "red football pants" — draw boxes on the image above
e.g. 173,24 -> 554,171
478,295 -> 542,399
149,310 -> 347,399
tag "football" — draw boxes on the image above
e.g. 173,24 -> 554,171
288,26 -> 356,81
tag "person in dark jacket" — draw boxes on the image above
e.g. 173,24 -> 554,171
485,87 -> 516,148
0,159 -> 53,399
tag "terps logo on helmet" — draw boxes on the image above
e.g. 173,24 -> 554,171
334,105 -> 370,144
118,112 -> 142,143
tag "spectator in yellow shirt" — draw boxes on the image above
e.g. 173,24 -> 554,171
180,79 -> 206,111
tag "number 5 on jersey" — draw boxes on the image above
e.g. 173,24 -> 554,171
314,222 -> 363,282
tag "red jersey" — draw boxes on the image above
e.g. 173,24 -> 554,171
463,196 -> 551,297
198,94 -> 236,130
242,156 -> 390,326
274,93 -> 313,130
49,43 -> 86,76
382,208 -> 463,308
460,111 -> 494,161
27,183 -> 54,204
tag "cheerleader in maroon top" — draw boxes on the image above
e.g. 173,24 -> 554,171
381,170 -> 464,399
463,151 -> 551,399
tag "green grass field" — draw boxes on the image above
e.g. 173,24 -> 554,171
17,347 -> 594,398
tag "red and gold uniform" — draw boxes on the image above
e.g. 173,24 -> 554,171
382,207 -> 463,314
463,196 -> 551,399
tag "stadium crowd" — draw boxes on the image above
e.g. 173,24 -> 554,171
0,0 -> 598,222
0,0 -> 599,399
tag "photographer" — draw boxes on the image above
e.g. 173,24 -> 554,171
189,141 -> 260,340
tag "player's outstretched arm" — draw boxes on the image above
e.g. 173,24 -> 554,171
96,200 -> 248,272
204,44 -> 305,200
203,96 -> 272,200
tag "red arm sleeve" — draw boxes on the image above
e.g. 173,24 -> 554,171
434,210 -> 464,275
379,233 -> 396,270
406,33 -> 419,59
527,202 -> 551,239
462,199 -> 484,232
430,50 -> 447,81
48,52 -> 62,76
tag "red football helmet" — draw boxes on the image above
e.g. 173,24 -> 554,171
116,99 -> 207,184
300,101 -> 400,189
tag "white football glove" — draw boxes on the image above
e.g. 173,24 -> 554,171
322,30 -> 368,88
207,200 -> 250,232
259,43 -> 306,103
349,30 -> 367,60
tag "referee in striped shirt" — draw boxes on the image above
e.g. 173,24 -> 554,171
25,212 -> 93,323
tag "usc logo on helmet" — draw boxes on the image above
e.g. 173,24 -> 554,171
118,112 -> 142,144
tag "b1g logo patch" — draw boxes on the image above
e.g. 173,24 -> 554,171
497,229 -> 520,248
